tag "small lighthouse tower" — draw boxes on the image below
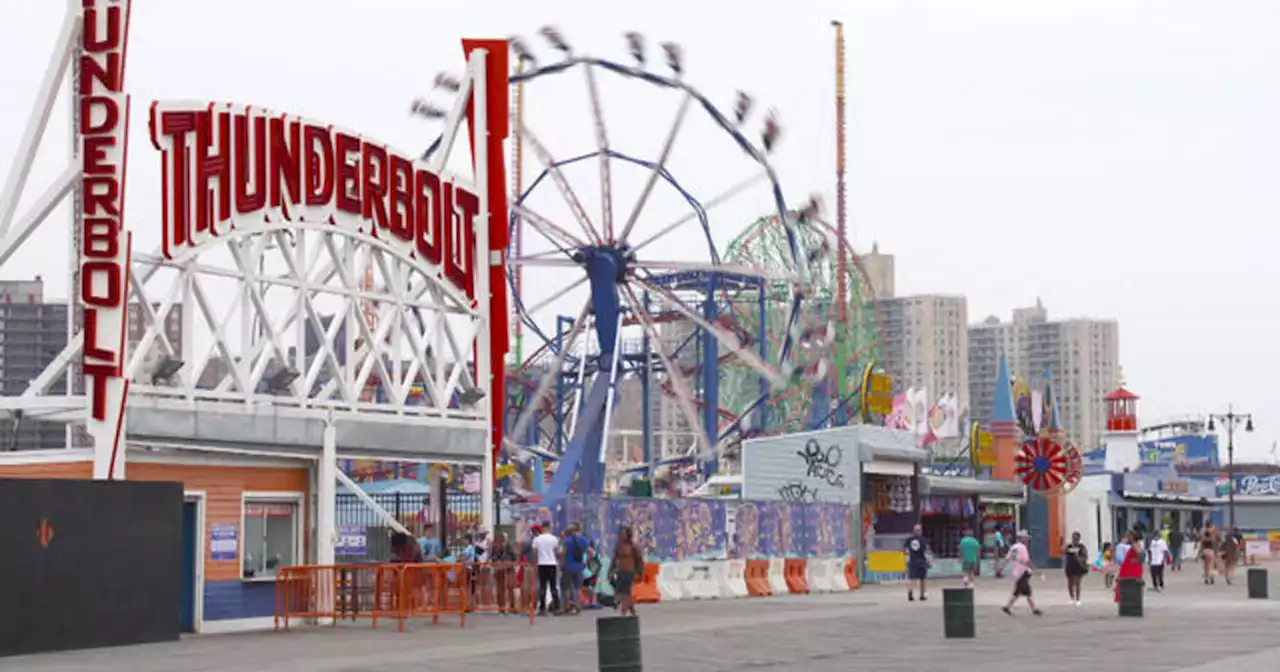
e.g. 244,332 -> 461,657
1103,386 -> 1141,472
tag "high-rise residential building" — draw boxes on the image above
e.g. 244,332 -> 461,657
968,299 -> 1120,452
876,294 -> 969,413
860,243 -> 895,300
0,279 -> 71,450
0,277 -> 185,451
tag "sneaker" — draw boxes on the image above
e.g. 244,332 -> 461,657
1032,609 -> 1043,616
908,592 -> 915,602
1001,606 -> 1012,616
920,595 -> 927,602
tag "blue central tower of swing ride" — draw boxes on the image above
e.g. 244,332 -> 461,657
415,28 -> 865,503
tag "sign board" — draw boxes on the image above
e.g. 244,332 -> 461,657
335,526 -> 367,556
741,427 -> 862,505
861,365 -> 893,418
1138,435 -> 1219,469
80,0 -> 134,480
970,422 -> 995,467
1236,474 -> 1280,497
210,524 -> 239,561
1117,472 -> 1215,500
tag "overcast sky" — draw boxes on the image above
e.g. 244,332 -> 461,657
1,0 -> 1277,461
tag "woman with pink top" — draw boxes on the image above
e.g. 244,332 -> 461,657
1001,530 -> 1043,617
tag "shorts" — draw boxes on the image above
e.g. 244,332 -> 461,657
907,563 -> 928,580
561,568 -> 585,606
962,561 -> 980,575
1065,564 -> 1087,578
613,570 -> 635,597
1013,573 -> 1033,597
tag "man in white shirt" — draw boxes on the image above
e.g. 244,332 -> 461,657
1147,535 -> 1170,591
530,524 -> 562,614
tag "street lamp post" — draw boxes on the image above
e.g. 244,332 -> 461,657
1207,406 -> 1254,529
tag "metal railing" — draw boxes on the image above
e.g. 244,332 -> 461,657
335,491 -> 483,561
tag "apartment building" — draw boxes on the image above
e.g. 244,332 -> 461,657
968,299 -> 1120,451
0,278 -> 184,450
876,294 -> 969,413
860,243 -> 895,300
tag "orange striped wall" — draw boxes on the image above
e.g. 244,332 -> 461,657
0,461 -> 93,479
129,463 -> 310,581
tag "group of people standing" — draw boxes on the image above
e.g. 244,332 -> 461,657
389,520 -> 648,618
526,522 -> 646,618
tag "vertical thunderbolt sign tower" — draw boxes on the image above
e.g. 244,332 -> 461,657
79,0 -> 134,479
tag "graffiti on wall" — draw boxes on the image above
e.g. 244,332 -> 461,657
513,496 -> 854,561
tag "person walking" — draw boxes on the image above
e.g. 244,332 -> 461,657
1199,525 -> 1217,585
903,524 -> 931,602
531,523 -> 561,615
1063,531 -> 1089,606
1001,530 -> 1042,616
610,525 -> 644,617
1220,527 -> 1240,585
959,528 -> 981,589
992,528 -> 1007,578
1147,532 -> 1170,591
1168,526 -> 1184,572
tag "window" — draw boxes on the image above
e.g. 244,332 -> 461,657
242,498 -> 300,579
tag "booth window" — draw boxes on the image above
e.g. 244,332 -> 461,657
242,500 -> 298,579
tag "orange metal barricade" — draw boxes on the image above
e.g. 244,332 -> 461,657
397,563 -> 467,629
463,562 -> 536,624
275,562 -> 538,632
275,564 -> 403,631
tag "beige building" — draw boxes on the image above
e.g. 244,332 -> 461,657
968,299 -> 1120,451
860,243 -> 895,300
876,294 -> 969,414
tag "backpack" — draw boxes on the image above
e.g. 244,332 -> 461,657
567,536 -> 586,564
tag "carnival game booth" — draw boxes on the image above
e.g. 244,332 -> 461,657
855,426 -> 928,583
918,474 -> 1025,577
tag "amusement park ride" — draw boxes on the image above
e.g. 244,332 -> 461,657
412,25 -> 886,503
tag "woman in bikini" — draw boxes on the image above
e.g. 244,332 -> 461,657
1200,525 -> 1217,585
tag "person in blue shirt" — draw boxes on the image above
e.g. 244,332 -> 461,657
416,523 -> 443,560
903,524 -> 931,602
559,523 -> 593,615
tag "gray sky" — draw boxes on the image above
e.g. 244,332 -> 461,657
1,0 -> 1277,460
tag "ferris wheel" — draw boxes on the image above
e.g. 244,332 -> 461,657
413,28 -> 831,499
720,211 -> 885,433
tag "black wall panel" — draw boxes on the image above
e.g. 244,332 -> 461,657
0,478 -> 183,656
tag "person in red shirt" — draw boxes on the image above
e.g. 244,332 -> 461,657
1114,530 -> 1144,603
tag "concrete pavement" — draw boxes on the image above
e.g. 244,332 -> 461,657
8,564 -> 1280,671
